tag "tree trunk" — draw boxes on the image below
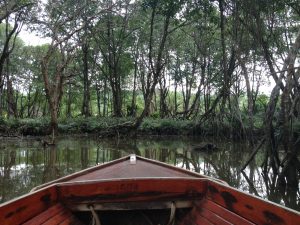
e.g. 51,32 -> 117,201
5,55 -> 17,118
238,53 -> 254,145
129,46 -> 138,117
95,81 -> 101,117
103,79 -> 107,117
66,82 -> 72,118
159,75 -> 169,118
219,0 -> 229,113
0,14 -> 19,118
261,29 -> 300,174
19,94 -> 24,118
134,6 -> 171,128
41,50 -> 67,143
111,79 -> 122,117
81,41 -> 91,117
0,86 -> 3,116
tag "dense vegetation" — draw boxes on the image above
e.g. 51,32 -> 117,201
1,1 -> 300,187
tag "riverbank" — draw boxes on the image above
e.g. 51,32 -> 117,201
0,117 -> 264,139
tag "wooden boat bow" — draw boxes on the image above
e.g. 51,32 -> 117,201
0,155 -> 299,225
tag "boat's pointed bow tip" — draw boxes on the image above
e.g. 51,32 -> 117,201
129,154 -> 137,165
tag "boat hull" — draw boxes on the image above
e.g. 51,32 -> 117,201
0,155 -> 299,225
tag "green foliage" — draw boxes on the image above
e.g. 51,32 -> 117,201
0,117 -> 199,136
0,0 -> 299,142
18,118 -> 50,135
0,116 -> 5,124
139,118 -> 194,135
58,117 -> 135,134
292,120 -> 300,135
0,118 -> 50,136
255,94 -> 269,113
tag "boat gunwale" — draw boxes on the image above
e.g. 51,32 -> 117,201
0,182 -> 58,208
55,177 -> 209,186
205,180 -> 300,216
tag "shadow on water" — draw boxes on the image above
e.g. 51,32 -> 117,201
0,136 -> 299,211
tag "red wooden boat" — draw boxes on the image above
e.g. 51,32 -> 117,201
0,155 -> 299,225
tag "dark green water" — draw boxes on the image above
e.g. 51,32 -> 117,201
0,136 -> 299,211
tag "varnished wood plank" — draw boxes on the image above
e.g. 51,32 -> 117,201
58,215 -> 83,225
203,199 -> 254,225
69,159 -> 201,181
58,178 -> 207,204
41,208 -> 72,225
179,203 -> 215,225
207,181 -> 300,225
33,155 -> 212,192
0,186 -> 57,225
195,215 -> 215,225
23,204 -> 65,225
31,156 -> 130,191
198,205 -> 232,225
24,203 -> 83,225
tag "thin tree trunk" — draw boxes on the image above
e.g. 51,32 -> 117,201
219,0 -> 229,112
5,58 -> 17,118
96,81 -> 101,117
82,41 -> 91,117
238,53 -> 254,145
66,82 -> 72,118
41,48 -> 68,143
103,78 -> 107,117
130,46 -> 138,117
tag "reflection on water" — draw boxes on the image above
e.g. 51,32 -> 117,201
0,136 -> 299,211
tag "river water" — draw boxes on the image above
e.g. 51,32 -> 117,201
0,136 -> 299,211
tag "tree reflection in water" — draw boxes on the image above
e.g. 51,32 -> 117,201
0,136 -> 299,211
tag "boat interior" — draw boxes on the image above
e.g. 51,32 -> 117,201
21,187 -> 253,225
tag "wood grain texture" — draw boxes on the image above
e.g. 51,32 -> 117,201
69,158 -> 203,181
32,155 -> 211,192
23,203 -> 83,225
207,181 -> 300,225
0,186 -> 57,225
23,204 -> 65,225
198,206 -> 232,225
41,209 -> 73,225
202,199 -> 255,225
178,199 -> 252,225
179,202 -> 215,225
58,178 -> 207,204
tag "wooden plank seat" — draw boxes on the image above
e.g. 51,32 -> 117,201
23,203 -> 83,225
